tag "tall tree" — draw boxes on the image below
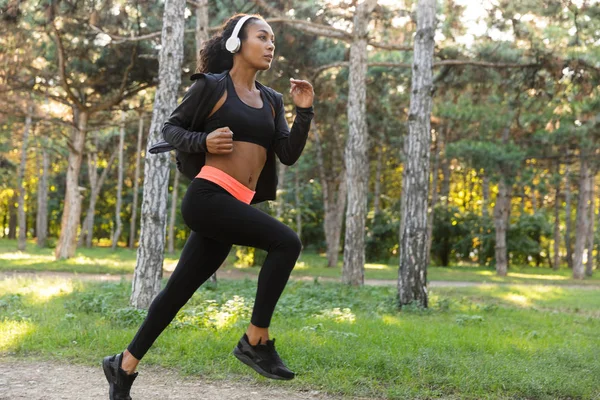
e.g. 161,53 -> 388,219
36,136 -> 50,248
131,0 -> 185,309
398,0 -> 435,307
573,151 -> 593,279
17,103 -> 33,250
167,165 -> 180,254
342,0 -> 378,286
129,110 -> 146,249
112,111 -> 126,250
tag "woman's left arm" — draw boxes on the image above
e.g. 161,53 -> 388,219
272,79 -> 315,166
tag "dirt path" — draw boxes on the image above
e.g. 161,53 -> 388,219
1,269 -> 599,289
0,356 -> 356,400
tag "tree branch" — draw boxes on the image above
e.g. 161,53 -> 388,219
48,22 -> 84,110
89,49 -> 141,114
313,59 -> 541,79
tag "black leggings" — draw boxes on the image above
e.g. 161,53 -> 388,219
126,178 -> 302,360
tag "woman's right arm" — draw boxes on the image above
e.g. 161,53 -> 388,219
161,77 -> 210,153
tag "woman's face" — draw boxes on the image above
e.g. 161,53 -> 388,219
238,20 -> 275,71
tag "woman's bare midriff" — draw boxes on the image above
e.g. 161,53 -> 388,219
205,143 -> 267,191
203,86 -> 269,191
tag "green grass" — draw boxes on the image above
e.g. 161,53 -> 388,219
1,275 -> 599,399
2,239 -> 599,287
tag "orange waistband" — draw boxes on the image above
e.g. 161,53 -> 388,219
196,165 -> 255,204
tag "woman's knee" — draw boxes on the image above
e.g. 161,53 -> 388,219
273,228 -> 302,257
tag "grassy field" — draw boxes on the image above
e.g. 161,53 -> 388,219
0,274 -> 598,399
2,239 -> 599,286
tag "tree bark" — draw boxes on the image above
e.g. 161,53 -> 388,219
55,109 -> 88,259
373,144 -> 383,216
342,0 -> 377,286
168,164 -> 180,254
573,153 -> 592,279
294,168 -> 302,242
493,178 -> 512,276
8,193 -> 17,239
193,0 -> 217,283
426,128 -> 440,268
439,126 -> 450,206
129,112 -> 145,249
398,0 -> 435,307
79,144 -> 118,247
112,111 -> 126,250
585,171 -> 595,277
17,104 -> 33,251
565,164 -> 574,269
36,139 -> 50,248
276,161 -> 287,219
131,0 -> 185,309
553,161 -> 561,271
312,120 -> 346,268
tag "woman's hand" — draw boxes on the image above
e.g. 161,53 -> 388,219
206,127 -> 233,154
289,78 -> 314,108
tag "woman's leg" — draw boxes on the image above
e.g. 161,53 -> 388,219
182,179 -> 302,331
125,231 -> 232,364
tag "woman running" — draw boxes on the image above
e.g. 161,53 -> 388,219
102,13 -> 314,399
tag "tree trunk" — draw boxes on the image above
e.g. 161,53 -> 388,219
342,0 -> 377,286
8,193 -> 17,239
573,154 -> 592,279
36,140 -> 50,248
572,157 -> 591,279
585,171 -> 595,277
276,161 -> 287,219
426,128 -> 440,268
479,171 -> 490,266
194,0 -> 217,284
312,120 -> 346,268
493,178 -> 511,276
55,109 -> 88,259
131,0 -> 185,309
492,120 -> 513,277
17,104 -> 33,251
112,111 -> 126,250
439,126 -> 450,206
553,162 -> 561,271
294,168 -> 302,243
129,112 -> 145,249
80,144 -> 118,247
398,0 -> 435,308
565,164 -> 574,269
373,144 -> 383,216
168,165 -> 180,254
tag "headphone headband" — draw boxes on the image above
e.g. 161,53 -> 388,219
226,15 -> 253,53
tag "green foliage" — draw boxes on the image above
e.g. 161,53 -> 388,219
431,205 -> 470,266
365,209 -> 399,263
507,210 -> 553,266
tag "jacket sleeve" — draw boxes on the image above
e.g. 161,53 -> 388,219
272,94 -> 314,166
161,77 -> 210,153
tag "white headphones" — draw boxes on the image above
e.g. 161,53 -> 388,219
225,15 -> 253,53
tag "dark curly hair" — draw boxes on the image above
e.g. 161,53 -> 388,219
196,13 -> 265,74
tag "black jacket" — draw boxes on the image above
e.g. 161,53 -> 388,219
148,70 -> 314,204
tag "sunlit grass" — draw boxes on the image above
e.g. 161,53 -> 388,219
0,320 -> 35,350
0,276 -> 598,399
1,239 -> 599,288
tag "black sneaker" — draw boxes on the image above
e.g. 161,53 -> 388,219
102,352 -> 139,400
233,333 -> 295,380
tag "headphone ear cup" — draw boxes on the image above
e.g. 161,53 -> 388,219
226,37 -> 241,53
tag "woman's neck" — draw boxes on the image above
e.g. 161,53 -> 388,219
228,64 -> 259,91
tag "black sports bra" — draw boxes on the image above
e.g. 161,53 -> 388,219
203,74 -> 275,151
